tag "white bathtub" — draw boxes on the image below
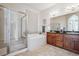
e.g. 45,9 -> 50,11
27,33 -> 46,51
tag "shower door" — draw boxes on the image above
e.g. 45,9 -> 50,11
5,9 -> 27,53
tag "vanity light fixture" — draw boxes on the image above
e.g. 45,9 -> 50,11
49,4 -> 79,17
64,4 -> 79,13
64,6 -> 72,13
49,10 -> 60,17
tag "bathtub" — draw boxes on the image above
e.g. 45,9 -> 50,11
27,33 -> 46,51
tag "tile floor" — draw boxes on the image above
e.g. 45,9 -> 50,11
16,45 -> 79,56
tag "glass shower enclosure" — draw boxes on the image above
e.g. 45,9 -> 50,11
5,8 -> 27,53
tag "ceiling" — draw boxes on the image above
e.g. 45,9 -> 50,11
23,3 -> 56,11
0,3 -> 56,11
0,3 -> 78,13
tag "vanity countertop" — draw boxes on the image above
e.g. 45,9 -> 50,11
47,31 -> 79,35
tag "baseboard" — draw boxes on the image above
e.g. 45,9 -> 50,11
6,48 -> 28,56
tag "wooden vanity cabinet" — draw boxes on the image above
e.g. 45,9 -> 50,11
47,33 -> 64,47
47,32 -> 79,53
64,35 -> 79,53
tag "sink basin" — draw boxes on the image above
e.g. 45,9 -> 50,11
53,31 -> 66,34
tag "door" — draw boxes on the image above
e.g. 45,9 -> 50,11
5,9 -> 27,53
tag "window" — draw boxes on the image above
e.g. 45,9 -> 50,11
68,15 -> 79,31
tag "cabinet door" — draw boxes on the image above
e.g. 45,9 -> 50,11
64,38 -> 71,50
47,35 -> 53,45
51,35 -> 56,46
70,38 -> 74,50
47,34 -> 56,46
64,35 -> 74,50
64,36 -> 71,49
74,40 -> 79,51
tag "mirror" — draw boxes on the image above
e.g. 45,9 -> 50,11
50,15 -> 67,31
50,12 -> 79,32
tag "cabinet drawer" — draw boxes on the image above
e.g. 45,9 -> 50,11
56,38 -> 63,41
56,41 -> 63,47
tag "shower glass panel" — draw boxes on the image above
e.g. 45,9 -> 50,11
5,9 -> 27,53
